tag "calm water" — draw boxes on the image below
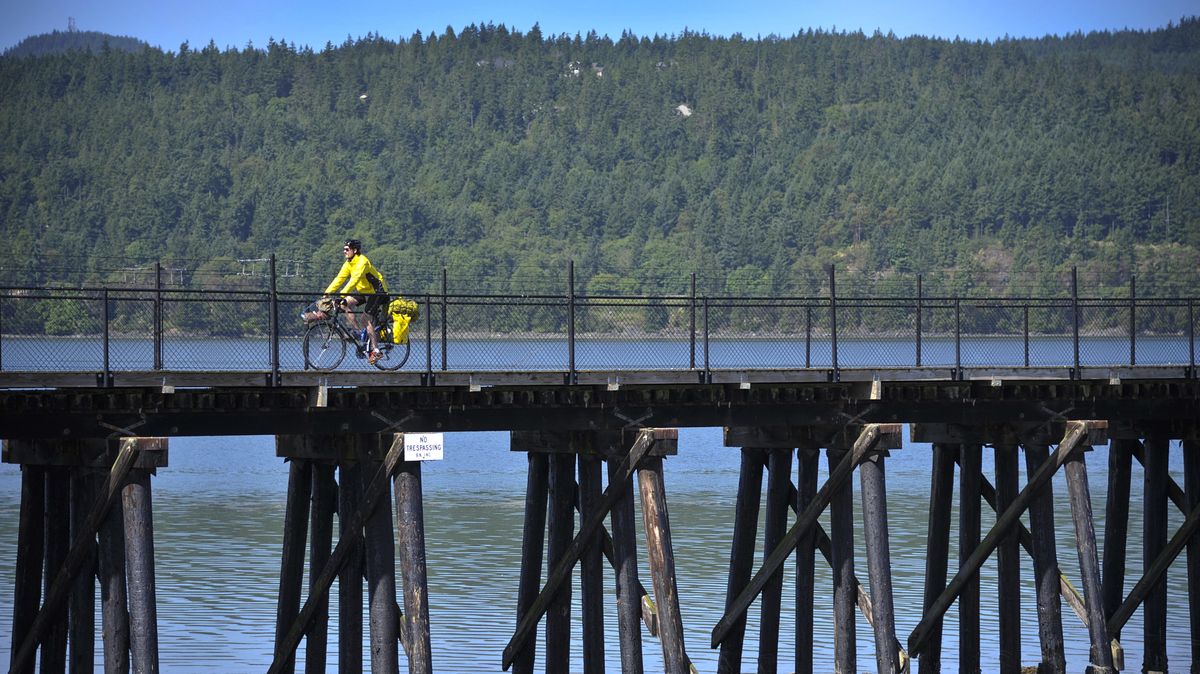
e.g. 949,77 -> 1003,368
1,333 -> 1195,372
0,430 -> 1193,672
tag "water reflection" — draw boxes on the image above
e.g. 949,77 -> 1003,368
0,430 -> 1192,672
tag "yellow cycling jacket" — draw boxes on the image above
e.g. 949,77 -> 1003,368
324,254 -> 389,297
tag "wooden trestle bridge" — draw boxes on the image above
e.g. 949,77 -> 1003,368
1,268 -> 1199,673
1,369 -> 1197,673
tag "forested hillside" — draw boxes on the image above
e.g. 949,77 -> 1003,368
3,29 -> 147,58
1,20 -> 1198,297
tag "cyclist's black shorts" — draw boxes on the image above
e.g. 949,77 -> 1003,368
351,294 -> 389,321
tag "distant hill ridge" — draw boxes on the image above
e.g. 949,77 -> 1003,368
4,29 -> 146,58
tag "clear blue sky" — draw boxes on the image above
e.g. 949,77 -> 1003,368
1,0 -> 1195,53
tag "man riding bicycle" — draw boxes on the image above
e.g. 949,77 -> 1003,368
324,239 -> 389,364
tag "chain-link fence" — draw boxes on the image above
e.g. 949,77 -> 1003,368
2,268 -> 1196,376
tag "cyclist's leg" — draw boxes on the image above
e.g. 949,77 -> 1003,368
364,295 -> 386,353
343,295 -> 362,330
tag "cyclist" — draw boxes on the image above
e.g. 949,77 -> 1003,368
323,239 -> 389,364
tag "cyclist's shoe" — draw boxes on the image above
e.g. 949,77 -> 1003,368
368,350 -> 382,365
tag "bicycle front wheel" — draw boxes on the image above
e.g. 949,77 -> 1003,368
372,339 -> 410,371
304,321 -> 347,371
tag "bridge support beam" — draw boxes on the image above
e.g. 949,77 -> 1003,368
994,442 -> 1021,674
907,422 -> 1104,666
1142,430 -> 1170,674
1186,435 -> 1200,674
505,428 -> 682,672
1063,442 -> 1115,674
274,433 -> 432,674
3,437 -> 167,674
1102,438 -> 1134,664
921,442 -> 957,674
718,424 -> 903,674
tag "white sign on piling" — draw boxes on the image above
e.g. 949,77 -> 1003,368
404,433 -> 444,461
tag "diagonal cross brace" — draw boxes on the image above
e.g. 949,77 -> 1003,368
10,438 -> 147,673
267,435 -> 406,674
711,423 -> 883,648
1106,495 -> 1200,635
501,429 -> 658,670
786,482 -> 908,664
908,421 -> 1092,658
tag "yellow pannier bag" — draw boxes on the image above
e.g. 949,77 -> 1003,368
388,298 -> 419,344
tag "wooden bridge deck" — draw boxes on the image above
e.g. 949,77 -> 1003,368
1,366 -> 1195,440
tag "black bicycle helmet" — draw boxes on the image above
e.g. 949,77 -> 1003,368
344,239 -> 362,252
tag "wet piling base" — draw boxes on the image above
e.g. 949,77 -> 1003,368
3,437 -> 168,674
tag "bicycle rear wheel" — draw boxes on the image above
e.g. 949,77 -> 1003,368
304,321 -> 347,371
372,339 -> 410,371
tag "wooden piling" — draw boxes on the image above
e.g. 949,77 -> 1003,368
718,449 -> 764,674
1186,437 -> 1200,674
994,443 -> 1021,674
578,454 -> 606,673
11,465 -> 45,674
1142,432 -> 1169,673
1063,446 -> 1115,673
958,443 -> 982,674
306,462 -> 336,674
1101,438 -> 1133,644
827,448 -> 856,674
69,469 -> 98,674
269,435 -> 408,674
98,475 -> 130,674
546,452 -> 576,670
1024,441 -> 1066,672
503,428 -> 672,672
639,455 -> 689,673
275,459 -> 312,674
513,453 -> 548,674
921,443 -> 956,674
713,425 -> 897,654
395,456 -> 433,673
795,448 -> 819,674
361,456 -> 400,674
337,460 -> 364,674
44,466 -> 70,673
757,449 -> 791,674
909,423 -> 1098,662
607,450 -> 644,674
860,450 -> 899,674
122,467 -> 159,674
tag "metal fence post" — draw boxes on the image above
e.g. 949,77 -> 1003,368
103,288 -> 111,385
154,262 -> 162,370
1072,266 -> 1080,375
269,254 -> 280,385
441,268 -> 448,371
1129,275 -> 1136,366
916,274 -> 923,367
805,305 -> 812,369
1190,299 -> 1195,376
425,292 -> 433,383
1023,304 -> 1030,368
954,297 -> 961,378
568,259 -> 576,382
689,272 -> 697,370
703,296 -> 710,380
829,265 -> 838,378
